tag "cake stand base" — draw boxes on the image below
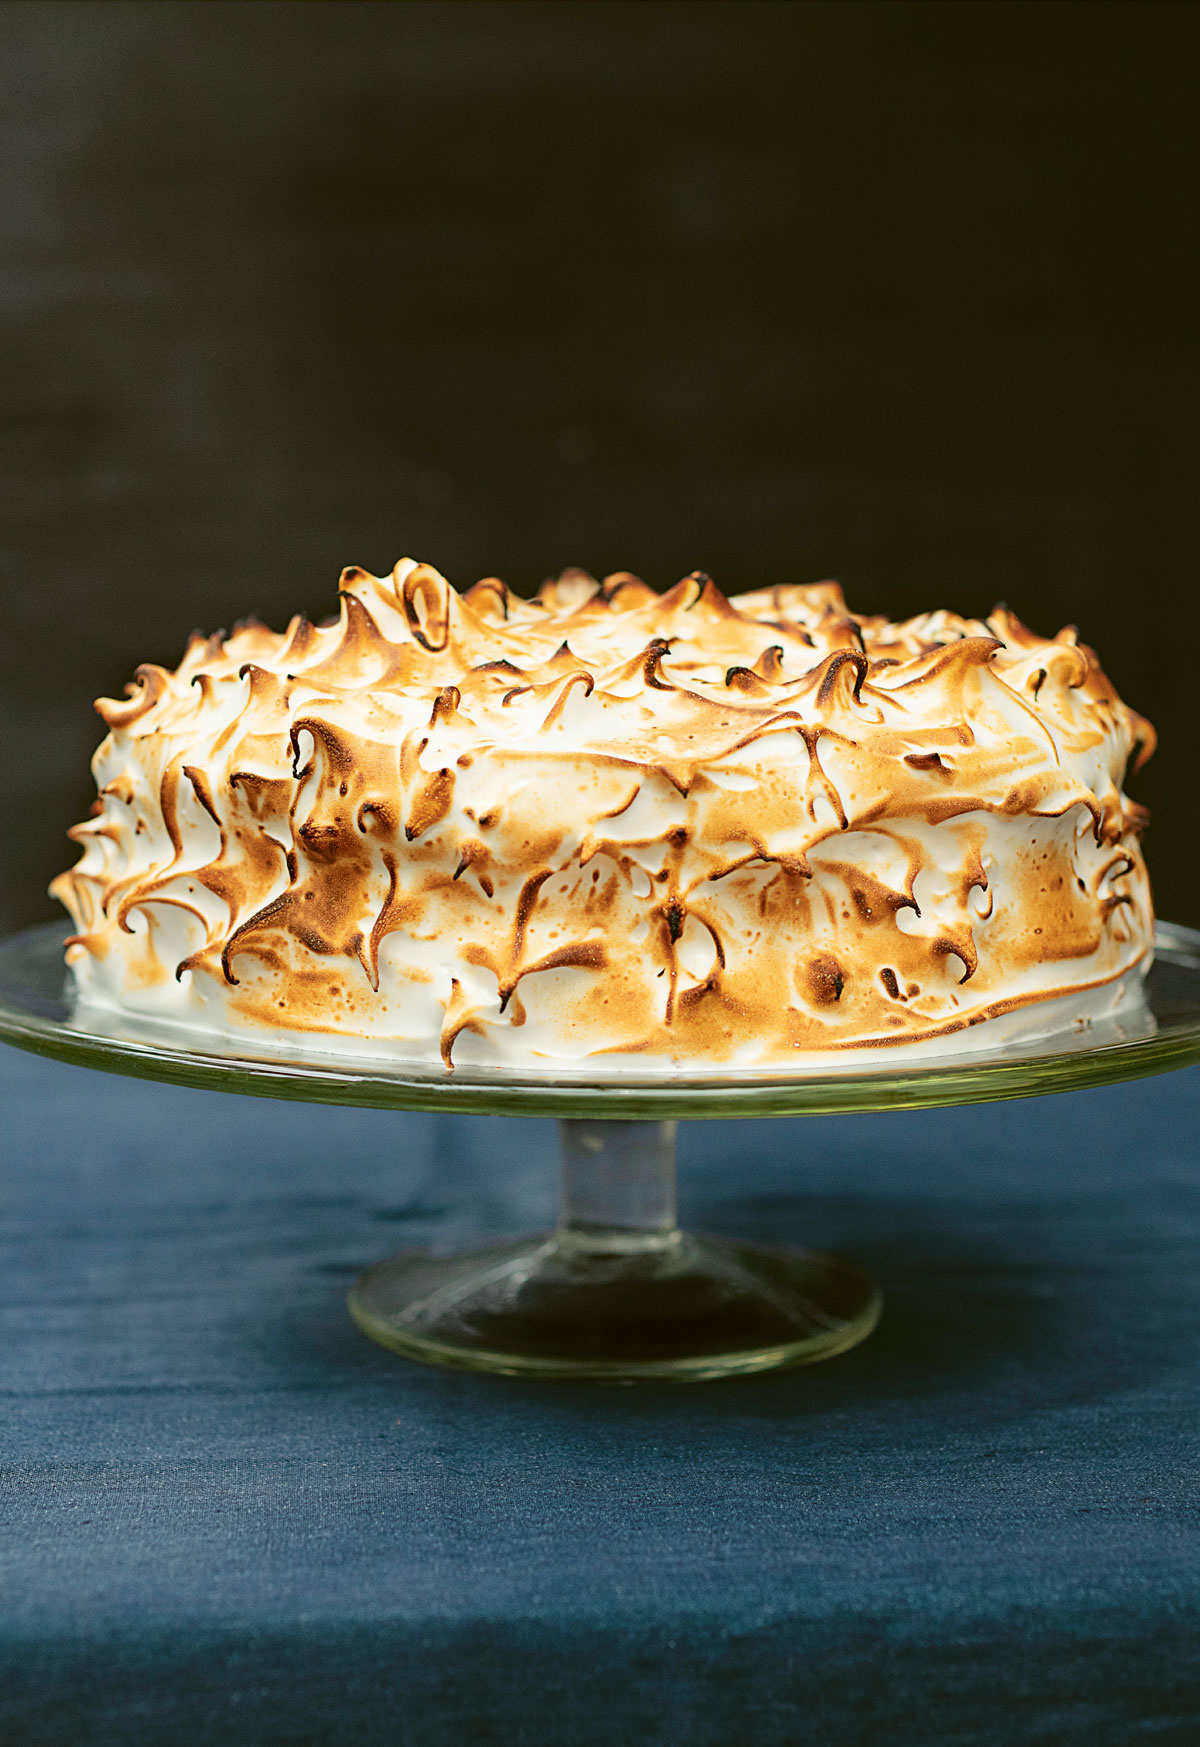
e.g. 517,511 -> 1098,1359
348,1118 -> 881,1381
348,1232 -> 880,1382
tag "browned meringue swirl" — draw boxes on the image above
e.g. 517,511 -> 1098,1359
52,561 -> 1156,1068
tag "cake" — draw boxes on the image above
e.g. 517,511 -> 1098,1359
51,560 -> 1155,1070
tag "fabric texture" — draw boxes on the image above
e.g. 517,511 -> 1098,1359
1,1043 -> 1199,1745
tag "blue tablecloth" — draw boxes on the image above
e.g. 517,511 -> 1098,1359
2,1043 -> 1199,1746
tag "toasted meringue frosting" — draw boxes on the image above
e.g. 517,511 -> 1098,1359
51,561 -> 1155,1070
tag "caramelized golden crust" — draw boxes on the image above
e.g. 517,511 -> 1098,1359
52,562 -> 1155,1068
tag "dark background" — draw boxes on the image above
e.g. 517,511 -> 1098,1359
2,0 -> 1196,931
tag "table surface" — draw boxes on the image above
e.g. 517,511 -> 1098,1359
2,1043 -> 1199,1746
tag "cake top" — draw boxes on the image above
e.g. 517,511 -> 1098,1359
97,560 -> 1154,839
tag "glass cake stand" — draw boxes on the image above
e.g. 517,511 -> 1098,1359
3,920 -> 1200,1383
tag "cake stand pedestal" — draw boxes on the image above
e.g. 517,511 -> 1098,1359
349,1118 -> 879,1379
3,921 -> 1200,1383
